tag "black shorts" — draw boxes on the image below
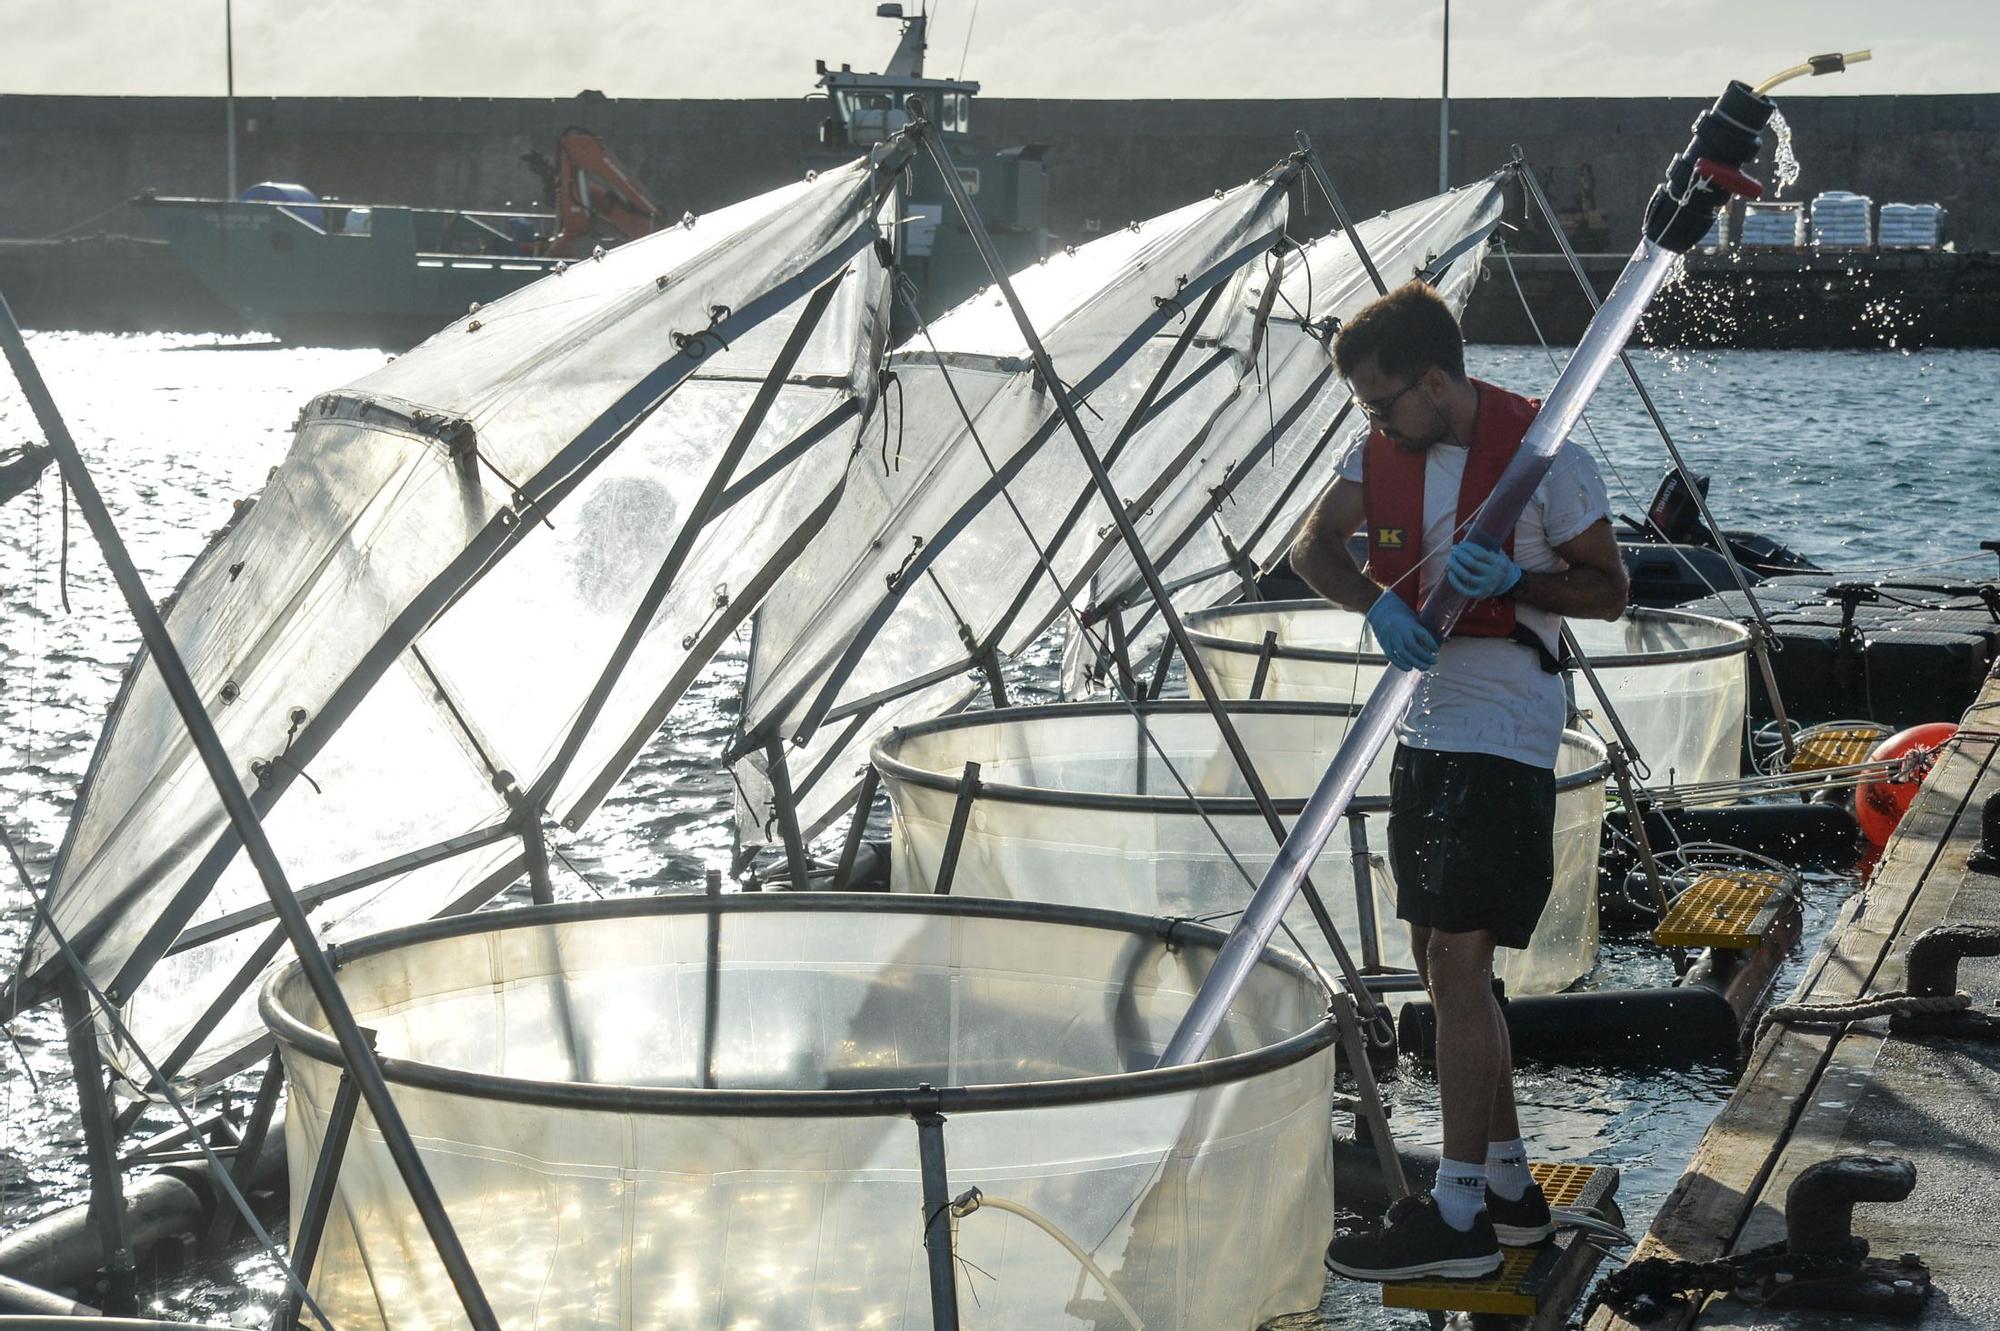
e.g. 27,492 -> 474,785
1388,744 -> 1557,950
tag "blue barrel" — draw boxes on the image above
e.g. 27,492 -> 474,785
239,181 -> 324,230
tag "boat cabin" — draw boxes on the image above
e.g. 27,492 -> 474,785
816,3 -> 978,148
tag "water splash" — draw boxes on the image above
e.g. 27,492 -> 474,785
1767,105 -> 1801,198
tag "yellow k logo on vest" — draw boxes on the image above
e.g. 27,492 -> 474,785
1376,527 -> 1405,549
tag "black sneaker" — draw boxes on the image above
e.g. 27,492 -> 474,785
1486,1179 -> 1554,1245
1325,1194 -> 1504,1282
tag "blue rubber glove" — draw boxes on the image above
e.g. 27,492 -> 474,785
1365,591 -> 1439,672
1446,540 -> 1523,599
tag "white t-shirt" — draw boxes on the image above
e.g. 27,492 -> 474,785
1334,429 -> 1612,768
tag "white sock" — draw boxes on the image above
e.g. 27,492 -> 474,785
1487,1138 -> 1531,1202
1432,1158 -> 1488,1231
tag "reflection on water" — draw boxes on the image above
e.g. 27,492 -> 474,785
2,333 -> 1996,1325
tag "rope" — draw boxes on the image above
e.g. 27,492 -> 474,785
1810,548 -> 1998,578
40,198 -> 136,240
1755,990 -> 1973,1047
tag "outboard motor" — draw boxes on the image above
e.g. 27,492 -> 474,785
1646,468 -> 1710,545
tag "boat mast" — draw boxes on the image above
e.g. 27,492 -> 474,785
224,0 -> 237,199
1438,0 -> 1450,191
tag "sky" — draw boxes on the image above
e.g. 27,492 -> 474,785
3,0 -> 1997,100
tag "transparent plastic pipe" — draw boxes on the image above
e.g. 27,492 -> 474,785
1162,239 -> 1682,1066
950,1190 -> 1146,1330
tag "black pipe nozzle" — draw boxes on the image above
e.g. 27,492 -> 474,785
1644,80 -> 1778,252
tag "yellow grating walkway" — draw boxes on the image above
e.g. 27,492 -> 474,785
1382,1161 -> 1614,1316
1654,870 -> 1789,949
1789,722 -> 1890,773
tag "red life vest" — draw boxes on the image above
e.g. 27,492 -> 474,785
1362,379 -> 1542,637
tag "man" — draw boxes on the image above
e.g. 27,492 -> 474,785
1298,281 -> 1627,1281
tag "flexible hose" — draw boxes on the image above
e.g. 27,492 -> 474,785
1754,50 -> 1872,96
950,1188 -> 1147,1330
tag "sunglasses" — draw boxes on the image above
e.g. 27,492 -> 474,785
1350,379 -> 1422,422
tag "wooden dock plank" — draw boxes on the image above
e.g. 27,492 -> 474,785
1588,676 -> 2000,1331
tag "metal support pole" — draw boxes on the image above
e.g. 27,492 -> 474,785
519,815 -> 556,906
58,979 -> 136,1315
1561,624 -> 1650,778
914,1107 -> 962,1331
223,0 -> 237,201
1295,141 -> 1391,297
976,281 -> 1231,664
204,1052 -> 284,1252
700,868 -> 722,1090
1220,530 -> 1261,602
1438,0 -> 1451,192
1608,743 -> 1689,975
1514,153 -> 1794,763
977,648 -> 1010,709
916,121 -> 1389,1044
1146,632 -> 1177,701
1135,708 -> 1151,797
0,295 -> 502,1331
932,762 -> 981,895
764,739 -> 814,890
1747,627 -> 1796,764
1334,992 -> 1407,1201
1106,608 -> 1140,697
520,812 -> 591,1077
1346,813 -> 1383,972
529,273 -> 847,811
831,764 -> 881,890
1249,630 -> 1279,700
281,1069 -> 362,1330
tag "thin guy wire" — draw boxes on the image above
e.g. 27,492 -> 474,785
893,277 -> 1330,969
1492,235 -> 1733,604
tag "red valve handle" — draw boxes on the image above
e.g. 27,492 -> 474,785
1693,157 -> 1765,201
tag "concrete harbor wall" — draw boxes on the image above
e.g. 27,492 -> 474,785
6,92 -> 2000,250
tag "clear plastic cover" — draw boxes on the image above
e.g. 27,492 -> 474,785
1186,603 -> 1748,787
730,175 -> 1293,846
269,902 -> 1337,1330
36,157 -> 899,1087
1063,181 -> 1505,695
875,705 -> 1607,996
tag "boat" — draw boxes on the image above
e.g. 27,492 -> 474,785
128,127 -> 662,347
116,4 -> 1044,350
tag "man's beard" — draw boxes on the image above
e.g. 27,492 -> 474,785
1388,425 -> 1443,454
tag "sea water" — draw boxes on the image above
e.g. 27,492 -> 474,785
2,332 -> 1997,1325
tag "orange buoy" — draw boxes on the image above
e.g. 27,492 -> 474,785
1855,722 -> 1959,847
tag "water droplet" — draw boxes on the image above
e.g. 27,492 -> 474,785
1766,107 -> 1802,198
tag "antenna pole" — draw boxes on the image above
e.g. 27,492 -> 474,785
1438,0 -> 1450,192
224,0 -> 237,200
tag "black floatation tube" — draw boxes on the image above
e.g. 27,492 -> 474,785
1161,78 -> 1778,1066
1400,888 -> 1804,1065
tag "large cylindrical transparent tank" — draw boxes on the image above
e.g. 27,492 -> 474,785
263,895 -> 1337,1330
1186,602 -> 1748,787
873,701 -> 1608,997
